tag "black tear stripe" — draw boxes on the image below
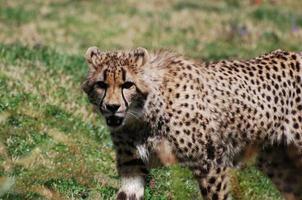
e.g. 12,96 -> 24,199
100,89 -> 107,107
121,67 -> 126,81
121,89 -> 129,107
103,69 -> 108,81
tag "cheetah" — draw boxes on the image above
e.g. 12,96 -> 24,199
82,47 -> 302,200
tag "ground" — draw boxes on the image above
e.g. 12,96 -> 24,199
0,0 -> 302,199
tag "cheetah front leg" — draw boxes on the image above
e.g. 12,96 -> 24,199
192,165 -> 231,200
113,141 -> 148,200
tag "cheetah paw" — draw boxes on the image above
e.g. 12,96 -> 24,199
116,191 -> 144,200
116,176 -> 145,200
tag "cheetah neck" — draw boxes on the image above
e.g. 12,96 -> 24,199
140,51 -> 204,136
141,51 -> 195,92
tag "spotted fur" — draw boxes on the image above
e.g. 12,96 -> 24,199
82,47 -> 302,200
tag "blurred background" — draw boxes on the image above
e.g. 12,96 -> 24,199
0,0 -> 301,199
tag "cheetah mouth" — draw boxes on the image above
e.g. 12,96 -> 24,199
105,115 -> 124,127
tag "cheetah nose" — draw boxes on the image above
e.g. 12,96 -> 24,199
105,104 -> 120,113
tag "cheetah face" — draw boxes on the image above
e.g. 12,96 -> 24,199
82,47 -> 150,129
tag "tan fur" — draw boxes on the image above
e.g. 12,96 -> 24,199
154,138 -> 178,166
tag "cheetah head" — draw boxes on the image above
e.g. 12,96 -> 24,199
82,47 -> 150,129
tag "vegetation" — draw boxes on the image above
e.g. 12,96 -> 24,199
0,0 -> 301,199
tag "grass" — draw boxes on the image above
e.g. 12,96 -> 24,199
0,0 -> 301,199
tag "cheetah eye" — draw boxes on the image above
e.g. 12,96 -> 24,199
122,81 -> 134,89
96,81 -> 108,89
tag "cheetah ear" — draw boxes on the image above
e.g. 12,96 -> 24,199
85,46 -> 104,70
133,47 -> 150,67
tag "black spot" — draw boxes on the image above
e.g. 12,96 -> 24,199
201,187 -> 208,196
273,66 -> 278,72
116,191 -> 127,200
216,182 -> 222,191
295,133 -> 300,140
266,96 -> 271,102
281,62 -> 286,68
274,96 -> 279,104
296,62 -> 300,72
206,143 -> 215,160
209,177 -> 216,184
212,193 -> 218,200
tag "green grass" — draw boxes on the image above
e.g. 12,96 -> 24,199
0,6 -> 37,25
0,0 -> 301,199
